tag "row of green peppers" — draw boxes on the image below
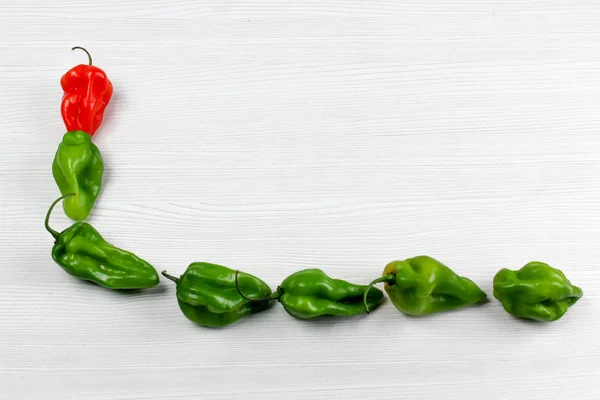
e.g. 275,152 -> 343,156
46,193 -> 583,327
48,47 -> 583,328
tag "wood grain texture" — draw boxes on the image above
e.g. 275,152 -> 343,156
1,1 -> 600,399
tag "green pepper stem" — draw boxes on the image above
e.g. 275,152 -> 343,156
161,270 -> 180,284
235,270 -> 281,302
72,46 -> 92,65
364,273 -> 396,314
45,193 -> 76,239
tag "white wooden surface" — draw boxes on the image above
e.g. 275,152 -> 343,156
1,1 -> 599,399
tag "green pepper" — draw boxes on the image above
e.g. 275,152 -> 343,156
365,256 -> 487,315
493,261 -> 583,322
236,268 -> 385,319
52,130 -> 103,221
162,262 -> 276,328
45,193 -> 159,289
278,269 -> 385,319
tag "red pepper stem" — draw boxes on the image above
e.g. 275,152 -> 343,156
45,193 -> 75,239
364,273 -> 396,313
161,271 -> 180,284
235,270 -> 281,302
72,46 -> 92,65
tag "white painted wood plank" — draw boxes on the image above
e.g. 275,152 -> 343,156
1,1 -> 599,399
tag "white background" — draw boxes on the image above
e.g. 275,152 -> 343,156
1,1 -> 599,399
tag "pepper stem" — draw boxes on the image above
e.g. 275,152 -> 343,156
161,270 -> 180,284
364,273 -> 396,314
45,193 -> 75,239
235,270 -> 281,302
72,46 -> 92,65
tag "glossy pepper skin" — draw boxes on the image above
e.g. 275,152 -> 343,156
52,130 -> 103,221
277,269 -> 385,319
366,256 -> 487,315
46,194 -> 160,290
61,47 -> 113,136
162,263 -> 275,328
493,262 -> 583,322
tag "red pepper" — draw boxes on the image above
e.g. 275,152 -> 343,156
60,47 -> 113,136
